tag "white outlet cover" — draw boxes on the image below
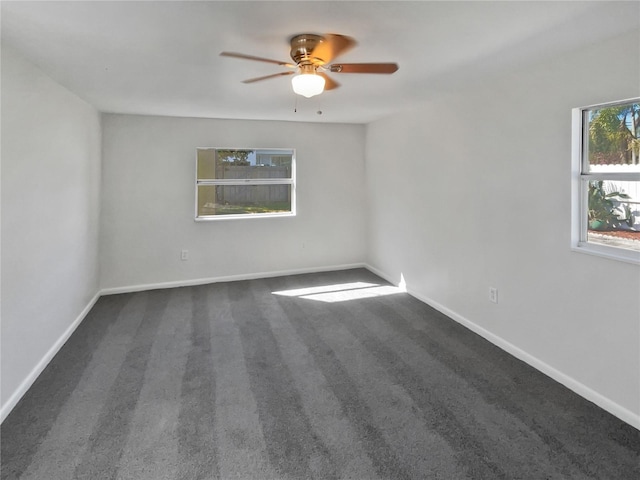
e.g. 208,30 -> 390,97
489,287 -> 498,303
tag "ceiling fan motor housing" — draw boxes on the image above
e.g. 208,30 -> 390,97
290,34 -> 324,65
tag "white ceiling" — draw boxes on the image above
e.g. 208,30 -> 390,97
2,1 -> 638,124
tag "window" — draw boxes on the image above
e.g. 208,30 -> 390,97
572,99 -> 640,263
196,148 -> 295,219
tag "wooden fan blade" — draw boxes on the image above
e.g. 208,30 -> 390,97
318,72 -> 340,91
310,34 -> 356,65
220,51 -> 295,68
329,63 -> 399,74
242,71 -> 295,84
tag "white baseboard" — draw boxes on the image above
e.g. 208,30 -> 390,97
365,264 -> 400,286
0,291 -> 101,424
100,263 -> 367,295
364,264 -> 640,431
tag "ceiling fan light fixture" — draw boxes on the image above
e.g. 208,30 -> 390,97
221,33 -> 397,96
291,73 -> 325,98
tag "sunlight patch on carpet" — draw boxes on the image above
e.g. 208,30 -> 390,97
272,282 -> 403,303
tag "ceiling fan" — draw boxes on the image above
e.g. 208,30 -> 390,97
220,33 -> 398,98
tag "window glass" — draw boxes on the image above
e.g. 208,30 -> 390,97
196,148 -> 295,219
586,103 -> 640,172
587,180 -> 639,251
196,148 -> 217,180
573,99 -> 640,261
197,185 -> 292,216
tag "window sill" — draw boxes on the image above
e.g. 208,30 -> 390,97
572,242 -> 640,265
195,212 -> 295,222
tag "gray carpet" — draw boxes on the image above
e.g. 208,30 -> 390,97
1,268 -> 638,479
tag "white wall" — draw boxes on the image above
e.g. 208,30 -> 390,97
365,31 -> 640,427
1,46 -> 102,419
100,114 -> 366,291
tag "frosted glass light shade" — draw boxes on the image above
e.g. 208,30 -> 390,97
291,73 -> 325,98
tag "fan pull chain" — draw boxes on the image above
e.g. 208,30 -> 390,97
292,96 -> 324,115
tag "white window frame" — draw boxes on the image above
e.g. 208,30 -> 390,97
195,148 -> 296,221
571,99 -> 640,264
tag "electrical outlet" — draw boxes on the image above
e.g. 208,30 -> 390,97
489,287 -> 498,304
181,249 -> 189,261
